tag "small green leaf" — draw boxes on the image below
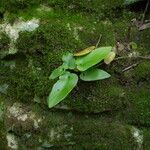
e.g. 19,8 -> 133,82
76,46 -> 112,71
80,68 -> 111,81
62,53 -> 76,69
48,72 -> 78,108
49,66 -> 65,79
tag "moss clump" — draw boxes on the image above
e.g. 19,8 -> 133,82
128,16 -> 150,54
121,88 -> 150,126
138,29 -> 150,54
0,33 -> 10,58
62,77 -> 125,113
0,33 -> 10,49
143,128 -> 150,149
0,0 -> 124,15
112,11 -> 136,42
13,21 -> 84,103
0,96 -> 7,149
0,0 -> 40,13
129,28 -> 150,55
0,123 -> 7,150
132,61 -> 150,82
16,21 -> 83,57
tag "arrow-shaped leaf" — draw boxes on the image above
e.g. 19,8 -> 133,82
48,72 -> 78,108
49,66 -> 65,80
76,46 -> 112,71
80,68 -> 111,81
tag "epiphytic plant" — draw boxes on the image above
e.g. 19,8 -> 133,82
48,46 -> 116,108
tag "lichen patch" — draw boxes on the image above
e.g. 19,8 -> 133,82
66,23 -> 83,41
73,26 -> 83,41
6,133 -> 18,150
8,103 -> 42,129
0,18 -> 39,54
8,103 -> 24,118
9,103 -> 28,121
29,112 -> 42,129
37,4 -> 53,12
131,126 -> 143,150
17,114 -> 28,121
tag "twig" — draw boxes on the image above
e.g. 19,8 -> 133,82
95,34 -> 102,48
141,0 -> 149,24
115,55 -> 150,60
139,22 -> 150,30
122,63 -> 138,72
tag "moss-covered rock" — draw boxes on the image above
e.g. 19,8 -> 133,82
0,0 -> 150,148
0,0 -> 125,15
1,102 -> 138,149
0,8 -> 115,105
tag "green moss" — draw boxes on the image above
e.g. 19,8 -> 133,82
0,0 -> 40,13
0,0 -> 149,149
72,122 -> 135,149
0,33 -> 10,58
45,0 -> 124,18
130,27 -> 150,55
112,11 -> 136,42
122,61 -> 150,88
138,29 -> 150,53
16,22 -> 83,56
133,61 -> 150,81
0,7 -> 148,126
120,88 -> 150,126
2,101 -> 137,149
5,104 -> 137,149
78,20 -> 115,47
62,77 -> 125,113
143,128 -> 150,149
0,0 -> 124,15
0,123 -> 7,150
0,97 -> 7,149
0,7 -> 114,106
13,21 -> 84,102
113,61 -> 150,126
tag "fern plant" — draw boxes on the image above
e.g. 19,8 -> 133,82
48,46 -> 116,108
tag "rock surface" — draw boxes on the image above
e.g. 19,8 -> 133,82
0,0 -> 150,149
